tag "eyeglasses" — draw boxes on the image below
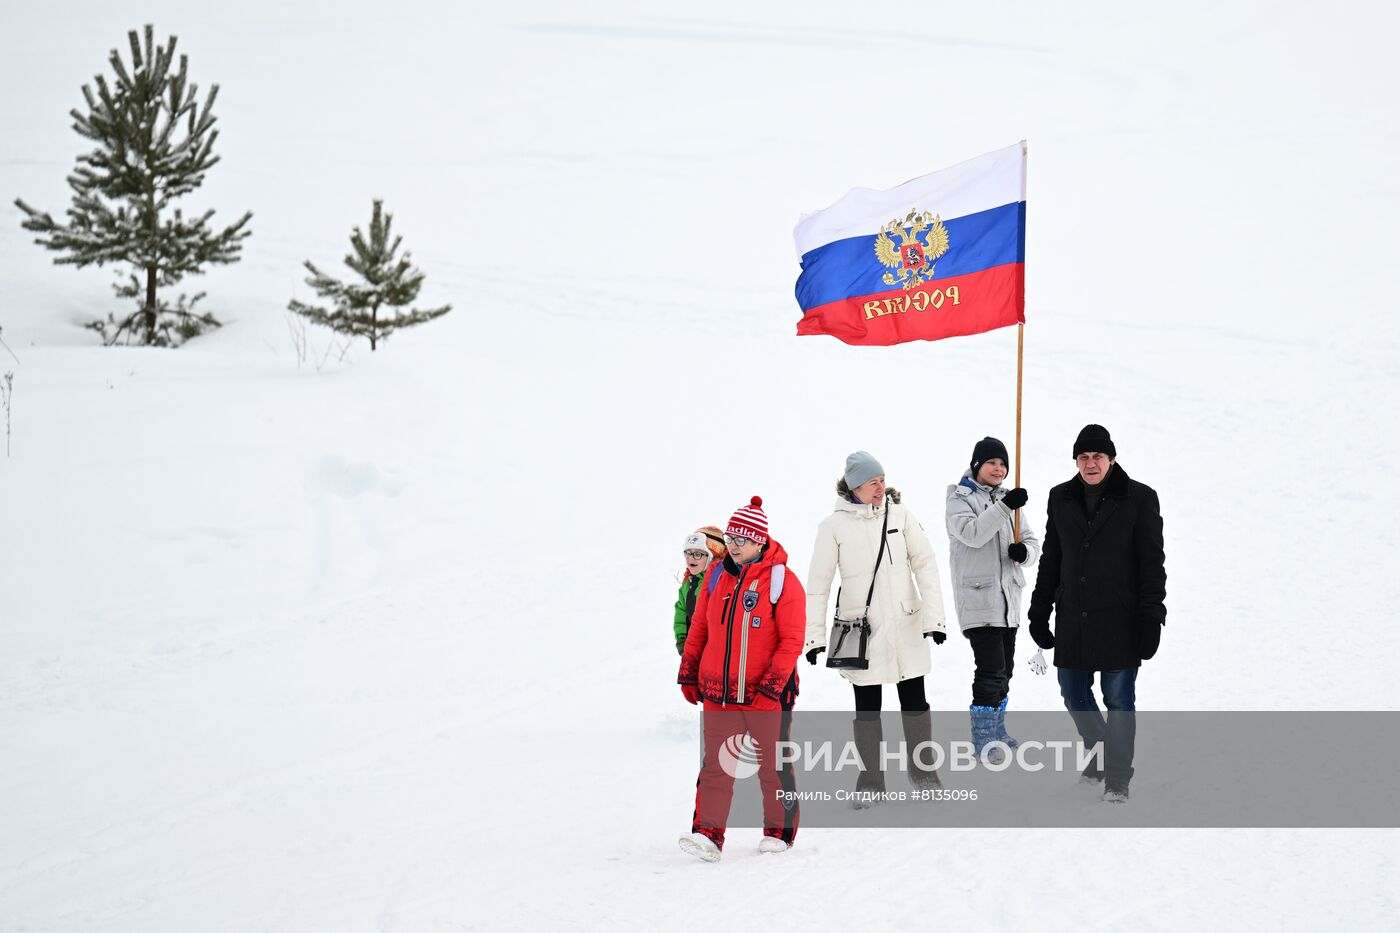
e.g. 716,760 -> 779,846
723,534 -> 754,547
683,550 -> 709,560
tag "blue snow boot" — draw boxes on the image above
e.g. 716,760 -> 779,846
995,697 -> 1019,748
969,705 -> 1005,765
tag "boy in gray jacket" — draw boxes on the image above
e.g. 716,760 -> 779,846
946,437 -> 1040,762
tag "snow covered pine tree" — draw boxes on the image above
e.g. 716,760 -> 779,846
14,24 -> 252,347
288,200 -> 451,352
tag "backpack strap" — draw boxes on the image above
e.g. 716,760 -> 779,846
705,561 -> 723,595
770,564 -> 785,607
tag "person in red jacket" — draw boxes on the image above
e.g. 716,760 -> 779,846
676,496 -> 805,862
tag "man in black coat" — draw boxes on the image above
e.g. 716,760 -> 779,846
1027,424 -> 1166,802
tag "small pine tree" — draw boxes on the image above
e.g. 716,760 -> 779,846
14,24 -> 252,347
288,200 -> 451,352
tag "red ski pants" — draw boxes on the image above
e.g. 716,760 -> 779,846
691,703 -> 799,849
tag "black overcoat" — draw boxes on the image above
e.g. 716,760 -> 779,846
1028,463 -> 1166,671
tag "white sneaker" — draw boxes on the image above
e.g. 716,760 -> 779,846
678,832 -> 722,862
757,836 -> 790,854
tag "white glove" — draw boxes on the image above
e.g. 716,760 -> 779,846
1028,648 -> 1048,676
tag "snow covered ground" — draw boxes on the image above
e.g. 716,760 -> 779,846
1,1 -> 1396,929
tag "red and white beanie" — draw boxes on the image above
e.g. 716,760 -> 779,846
726,496 -> 769,544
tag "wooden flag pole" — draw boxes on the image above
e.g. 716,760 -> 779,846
1014,323 -> 1024,543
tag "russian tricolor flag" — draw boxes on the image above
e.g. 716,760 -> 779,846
794,141 -> 1026,347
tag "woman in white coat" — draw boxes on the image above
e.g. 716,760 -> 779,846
806,451 -> 947,797
946,437 -> 1040,762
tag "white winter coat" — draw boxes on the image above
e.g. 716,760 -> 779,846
945,472 -> 1042,631
806,495 -> 947,686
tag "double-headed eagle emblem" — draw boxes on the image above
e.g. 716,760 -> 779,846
874,210 -> 949,289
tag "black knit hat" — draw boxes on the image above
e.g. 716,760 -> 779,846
1073,424 -> 1116,459
970,436 -> 1010,475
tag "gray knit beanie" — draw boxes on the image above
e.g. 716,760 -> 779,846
843,450 -> 885,489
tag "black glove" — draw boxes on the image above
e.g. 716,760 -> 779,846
924,631 -> 946,645
1029,617 -> 1055,649
1007,542 -> 1028,563
1139,620 -> 1162,660
806,647 -> 825,666
1002,488 -> 1028,510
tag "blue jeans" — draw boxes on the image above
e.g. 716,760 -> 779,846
1057,668 -> 1138,786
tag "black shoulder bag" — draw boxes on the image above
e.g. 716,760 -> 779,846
825,505 -> 891,670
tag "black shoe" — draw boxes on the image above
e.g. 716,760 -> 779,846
1078,762 -> 1104,785
1103,781 -> 1129,803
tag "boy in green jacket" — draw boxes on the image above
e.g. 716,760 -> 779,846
674,527 -> 725,653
